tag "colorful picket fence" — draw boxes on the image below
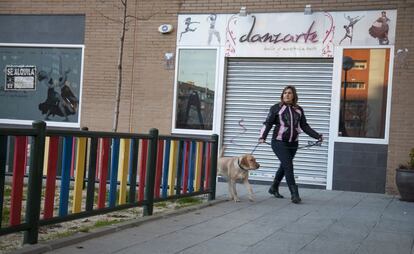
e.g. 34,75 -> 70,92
0,122 -> 218,244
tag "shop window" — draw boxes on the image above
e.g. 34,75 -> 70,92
0,44 -> 83,126
174,49 -> 217,131
339,48 -> 390,138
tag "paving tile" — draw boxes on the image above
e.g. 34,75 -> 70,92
317,220 -> 372,244
297,238 -> 360,254
282,218 -> 335,235
374,218 -> 414,233
364,230 -> 414,246
179,238 -> 249,254
116,231 -> 210,254
355,241 -> 412,254
50,229 -> 157,254
242,231 -> 316,254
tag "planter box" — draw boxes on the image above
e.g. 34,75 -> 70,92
396,168 -> 414,202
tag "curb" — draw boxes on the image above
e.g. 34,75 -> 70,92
11,198 -> 227,254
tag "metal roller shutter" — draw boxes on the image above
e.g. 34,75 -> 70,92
223,58 -> 333,186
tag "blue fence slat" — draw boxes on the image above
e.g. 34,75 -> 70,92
188,141 -> 195,193
128,139 -> 139,203
109,138 -> 120,207
59,136 -> 73,216
200,142 -> 207,192
161,139 -> 170,198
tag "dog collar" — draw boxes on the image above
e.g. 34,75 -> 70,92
237,158 -> 249,171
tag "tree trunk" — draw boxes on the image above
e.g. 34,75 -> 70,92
112,0 -> 128,132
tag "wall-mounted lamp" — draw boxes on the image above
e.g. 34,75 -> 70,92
239,6 -> 247,16
304,4 -> 312,15
164,53 -> 174,70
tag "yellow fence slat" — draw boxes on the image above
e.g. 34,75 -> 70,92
194,142 -> 202,191
118,139 -> 130,205
168,140 -> 178,196
73,137 -> 87,213
43,137 -> 50,175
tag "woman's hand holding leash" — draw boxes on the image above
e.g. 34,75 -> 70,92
251,138 -> 266,154
318,134 -> 323,142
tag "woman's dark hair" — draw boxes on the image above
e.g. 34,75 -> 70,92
280,85 -> 298,106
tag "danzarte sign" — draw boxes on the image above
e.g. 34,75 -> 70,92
239,16 -> 318,44
177,10 -> 396,57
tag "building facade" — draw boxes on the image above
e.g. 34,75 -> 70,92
0,0 -> 413,194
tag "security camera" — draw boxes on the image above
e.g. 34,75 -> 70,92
158,24 -> 173,34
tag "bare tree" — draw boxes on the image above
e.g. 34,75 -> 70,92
98,0 -> 161,132
112,0 -> 128,132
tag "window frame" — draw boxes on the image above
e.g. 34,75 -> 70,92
171,46 -> 220,135
330,45 -> 394,144
0,43 -> 84,128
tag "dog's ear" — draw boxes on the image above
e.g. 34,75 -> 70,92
240,155 -> 249,168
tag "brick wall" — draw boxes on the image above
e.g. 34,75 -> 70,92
1,0 -> 413,194
383,4 -> 414,194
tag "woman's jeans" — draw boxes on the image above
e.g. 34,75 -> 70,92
271,140 -> 298,186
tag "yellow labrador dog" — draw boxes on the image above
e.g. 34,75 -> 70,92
217,152 -> 260,202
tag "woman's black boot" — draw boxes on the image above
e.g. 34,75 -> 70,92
288,184 -> 301,204
268,179 -> 284,198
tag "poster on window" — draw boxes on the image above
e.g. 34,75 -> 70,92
0,45 -> 83,126
5,65 -> 36,91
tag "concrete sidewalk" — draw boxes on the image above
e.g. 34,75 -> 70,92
17,182 -> 414,254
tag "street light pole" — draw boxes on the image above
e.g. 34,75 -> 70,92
340,56 -> 355,137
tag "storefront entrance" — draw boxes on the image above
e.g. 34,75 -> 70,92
222,58 -> 333,186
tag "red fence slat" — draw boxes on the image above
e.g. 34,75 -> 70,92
154,140 -> 164,199
10,136 -> 27,226
138,139 -> 148,201
183,141 -> 190,194
97,138 -> 110,209
205,143 -> 211,190
43,136 -> 59,219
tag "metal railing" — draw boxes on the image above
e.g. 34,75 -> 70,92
0,121 -> 218,244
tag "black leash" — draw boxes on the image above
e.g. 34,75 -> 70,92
251,140 -> 322,155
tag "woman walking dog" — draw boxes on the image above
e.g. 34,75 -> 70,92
259,85 -> 323,204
